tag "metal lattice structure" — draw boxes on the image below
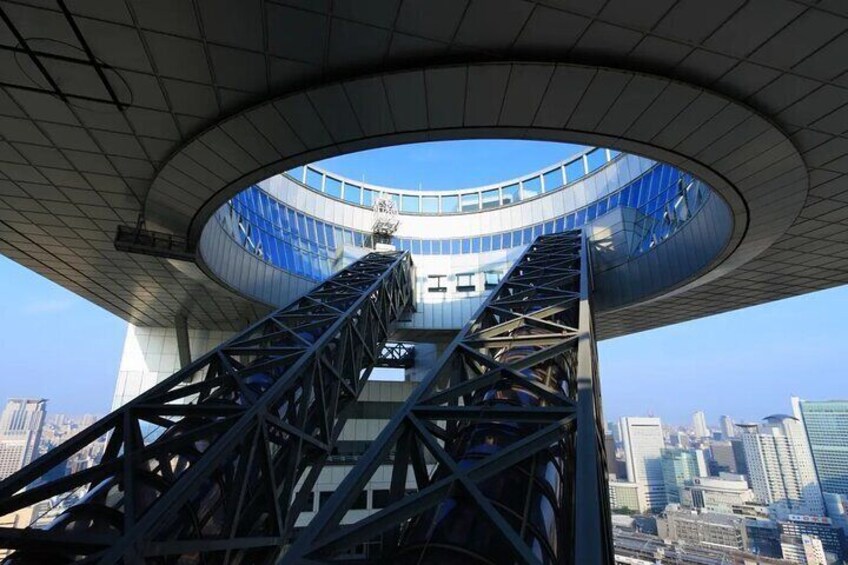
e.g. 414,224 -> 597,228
0,251 -> 414,564
374,343 -> 416,369
284,231 -> 612,564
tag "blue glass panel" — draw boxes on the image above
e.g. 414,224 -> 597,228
315,221 -> 326,246
566,214 -> 575,229
287,166 -> 304,181
543,168 -> 563,192
344,183 -> 361,204
502,183 -> 520,204
325,224 -> 335,248
523,176 -> 542,198
481,189 -> 499,209
306,168 -> 323,190
586,148 -> 606,172
472,238 -> 481,253
492,234 -> 502,251
343,230 -> 354,246
555,217 -> 564,232
411,239 -> 421,254
533,224 -> 543,238
334,227 -> 344,246
354,232 -> 364,247
544,221 -> 554,234
362,188 -> 374,207
598,198 -> 609,215
325,176 -> 342,198
587,204 -> 597,221
482,236 -> 491,252
565,159 -> 585,183
575,209 -> 586,226
422,196 -> 439,213
402,194 -> 420,213
421,240 -> 430,254
442,240 -> 450,254
442,195 -> 459,213
462,238 -> 471,254
512,230 -> 522,246
451,239 -> 460,254
523,227 -> 532,244
461,193 -> 479,212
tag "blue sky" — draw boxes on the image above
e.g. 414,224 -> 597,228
0,140 -> 845,426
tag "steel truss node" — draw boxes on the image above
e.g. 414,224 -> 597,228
284,231 -> 613,564
374,343 -> 416,369
0,251 -> 413,564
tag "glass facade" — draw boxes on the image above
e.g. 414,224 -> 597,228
799,401 -> 848,499
290,148 -> 623,215
218,161 -> 711,283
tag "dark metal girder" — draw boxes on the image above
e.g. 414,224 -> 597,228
0,251 -> 414,564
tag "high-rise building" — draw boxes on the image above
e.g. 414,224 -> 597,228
795,399 -> 848,500
660,448 -> 707,504
709,439 -> 748,476
740,416 -> 825,519
693,411 -> 710,439
656,507 -> 748,552
0,399 -> 47,480
778,515 -> 845,564
604,432 -> 617,478
621,416 -> 666,512
720,415 -> 736,439
679,473 -> 755,514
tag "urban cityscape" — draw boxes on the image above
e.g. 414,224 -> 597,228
2,2 -> 848,564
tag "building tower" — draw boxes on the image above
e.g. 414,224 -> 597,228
720,415 -> 736,439
795,398 -> 848,500
693,410 -> 710,439
621,416 -> 667,512
660,447 -> 708,504
740,416 -> 825,519
0,399 -> 47,480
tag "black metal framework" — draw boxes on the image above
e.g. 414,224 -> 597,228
0,251 -> 413,563
284,231 -> 613,564
113,224 -> 195,261
374,343 -> 416,369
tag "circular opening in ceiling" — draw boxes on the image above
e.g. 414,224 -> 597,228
197,139 -> 735,319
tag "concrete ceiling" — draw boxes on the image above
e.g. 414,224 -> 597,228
0,0 -> 847,337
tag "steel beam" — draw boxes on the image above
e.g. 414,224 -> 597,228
283,231 -> 613,564
0,251 -> 413,564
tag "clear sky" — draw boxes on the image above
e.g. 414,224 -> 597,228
0,140 -> 845,426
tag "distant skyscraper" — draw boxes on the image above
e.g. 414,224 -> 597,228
621,416 -> 667,512
660,447 -> 707,503
720,415 -> 736,439
795,398 -> 848,500
740,416 -> 824,519
693,411 -> 710,438
709,439 -> 748,476
0,399 -> 47,480
604,432 -> 617,478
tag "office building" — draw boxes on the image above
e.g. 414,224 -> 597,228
656,507 -> 747,552
0,399 -> 47,481
795,399 -> 848,500
720,415 -> 736,440
605,432 -> 618,478
680,474 -> 756,514
661,448 -> 708,504
609,481 -> 641,514
779,515 -> 845,564
741,417 -> 825,520
622,417 -> 666,512
693,411 -> 710,439
709,440 -> 748,476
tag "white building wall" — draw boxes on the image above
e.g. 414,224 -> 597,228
621,416 -> 667,512
111,325 -> 231,410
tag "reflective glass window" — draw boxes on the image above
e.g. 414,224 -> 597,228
362,188 -> 375,208
484,271 -> 501,289
442,195 -> 459,213
575,208 -> 586,226
492,234 -> 502,251
565,159 -> 585,183
461,193 -> 479,212
325,224 -> 335,248
344,183 -> 361,204
544,221 -> 554,234
462,238 -> 471,254
344,230 -> 354,246
402,194 -> 420,213
523,227 -> 532,244
543,168 -> 563,192
566,214 -> 575,229
306,168 -> 323,190
305,217 -> 316,240
522,176 -> 542,198
411,239 -> 421,254
597,198 -> 608,216
422,196 -> 439,213
502,183 -> 520,204
451,239 -> 461,254
428,275 -> 447,293
481,189 -> 499,209
354,232 -> 364,247
587,204 -> 597,221
555,217 -> 564,232
586,148 -> 607,172
441,240 -> 450,255
482,236 -> 491,252
315,221 -> 326,246
608,149 -> 621,159
472,238 -> 481,253
456,273 -> 475,292
512,230 -> 522,246
325,176 -> 342,198
533,224 -> 543,238
388,193 -> 400,207
421,240 -> 430,254
287,166 -> 305,182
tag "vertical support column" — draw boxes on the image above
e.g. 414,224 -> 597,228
574,235 -> 613,564
174,314 -> 191,368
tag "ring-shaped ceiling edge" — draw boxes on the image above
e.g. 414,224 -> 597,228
145,61 -> 807,320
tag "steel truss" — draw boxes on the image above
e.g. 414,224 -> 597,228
284,231 -> 613,564
0,251 -> 414,564
374,343 -> 416,369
